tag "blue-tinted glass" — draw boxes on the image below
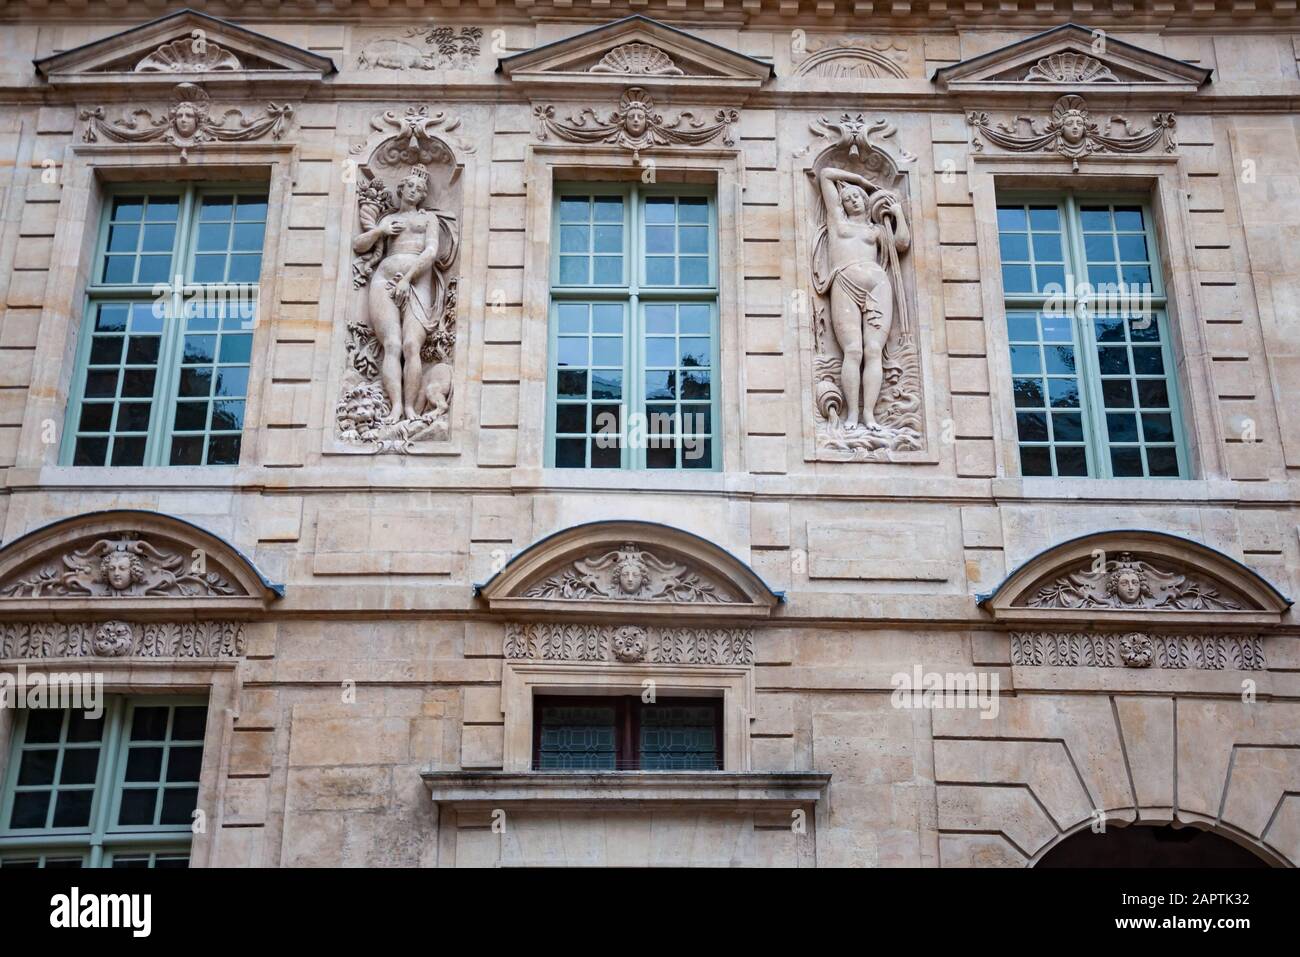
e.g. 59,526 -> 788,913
1013,378 -> 1043,407
1032,233 -> 1062,261
999,233 -> 1029,260
1002,264 -> 1033,292
1010,345 -> 1040,374
1006,313 -> 1037,341
1028,207 -> 1059,230
997,206 -> 1027,230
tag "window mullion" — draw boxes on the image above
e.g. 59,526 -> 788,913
627,184 -> 640,471
1064,196 -> 1112,479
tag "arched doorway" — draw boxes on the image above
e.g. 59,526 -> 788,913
1036,824 -> 1273,868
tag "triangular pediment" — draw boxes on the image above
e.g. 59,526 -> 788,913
934,23 -> 1210,94
499,15 -> 773,92
35,9 -> 335,88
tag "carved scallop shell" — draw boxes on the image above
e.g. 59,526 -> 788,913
1024,52 -> 1118,83
135,39 -> 243,74
590,43 -> 685,77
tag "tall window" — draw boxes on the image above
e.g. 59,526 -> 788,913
547,185 -> 719,470
533,696 -> 722,770
996,194 -> 1187,478
63,186 -> 268,467
0,698 -> 208,868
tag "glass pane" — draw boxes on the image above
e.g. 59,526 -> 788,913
537,705 -> 617,770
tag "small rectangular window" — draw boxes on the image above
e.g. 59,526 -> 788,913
0,698 -> 207,868
548,185 -> 719,470
64,185 -> 268,467
995,195 -> 1187,478
532,696 -> 721,771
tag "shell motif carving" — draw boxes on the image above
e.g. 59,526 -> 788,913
135,39 -> 243,74
1024,53 -> 1118,84
590,43 -> 685,77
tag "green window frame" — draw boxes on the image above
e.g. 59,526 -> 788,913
0,697 -> 208,868
546,183 -> 721,470
996,192 -> 1189,478
61,184 -> 269,467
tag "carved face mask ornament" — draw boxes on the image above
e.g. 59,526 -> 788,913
100,548 -> 141,593
614,549 -> 648,595
1108,566 -> 1146,605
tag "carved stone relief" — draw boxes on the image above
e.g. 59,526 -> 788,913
338,107 -> 464,452
521,543 -> 738,603
0,533 -> 237,598
80,82 -> 293,161
1024,52 -> 1118,83
134,38 -> 243,73
1009,631 -> 1265,671
504,622 -> 753,664
967,94 -> 1176,171
2,620 -> 245,659
805,114 -> 924,461
534,87 -> 738,164
1019,552 -> 1245,611
590,43 -> 684,76
356,26 -> 483,71
795,38 -> 909,79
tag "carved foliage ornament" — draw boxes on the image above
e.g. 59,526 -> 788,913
80,82 -> 292,161
1021,552 -> 1244,611
806,114 -> 924,462
2,620 -> 245,659
0,533 -> 237,599
534,87 -> 738,164
504,622 -> 753,665
967,94 -> 1175,172
1010,631 -> 1265,671
338,107 -> 463,452
357,26 -> 483,71
521,543 -> 737,604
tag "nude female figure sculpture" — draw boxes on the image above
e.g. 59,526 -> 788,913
813,167 -> 910,430
352,163 -> 457,424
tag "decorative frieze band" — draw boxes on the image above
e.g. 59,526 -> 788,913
504,622 -> 753,665
1,620 -> 245,660
1009,631 -> 1265,671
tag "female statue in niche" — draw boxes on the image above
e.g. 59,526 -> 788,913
812,166 -> 910,431
352,163 -> 458,423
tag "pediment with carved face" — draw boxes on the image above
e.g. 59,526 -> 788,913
477,521 -> 781,620
934,23 -> 1211,95
35,8 -> 335,89
0,510 -> 282,616
980,530 -> 1290,626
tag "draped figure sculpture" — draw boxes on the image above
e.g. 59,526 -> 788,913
351,163 -> 458,425
812,166 -> 910,431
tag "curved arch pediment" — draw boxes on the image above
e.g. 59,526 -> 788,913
476,521 -> 782,620
979,530 -> 1292,626
0,510 -> 282,616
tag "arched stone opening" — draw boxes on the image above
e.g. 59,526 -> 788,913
1035,823 -> 1277,868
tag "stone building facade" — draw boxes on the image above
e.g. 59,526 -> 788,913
0,2 -> 1297,868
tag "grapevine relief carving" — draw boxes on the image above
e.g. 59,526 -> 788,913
1009,631 -> 1265,671
0,534 -> 237,599
967,94 -> 1176,172
2,620 -> 245,659
504,622 -> 753,664
80,82 -> 293,161
338,107 -> 463,452
1021,552 -> 1245,611
521,543 -> 737,604
534,87 -> 738,164
807,114 -> 923,460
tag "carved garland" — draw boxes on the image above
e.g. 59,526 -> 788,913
1009,631 -> 1265,671
80,82 -> 293,162
967,94 -> 1175,172
2,620 -> 246,660
534,87 -> 738,164
504,622 -> 753,665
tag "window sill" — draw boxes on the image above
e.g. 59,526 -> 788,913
420,770 -> 830,809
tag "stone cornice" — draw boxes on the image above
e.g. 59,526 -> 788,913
420,770 -> 832,807
3,3 -> 1300,29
